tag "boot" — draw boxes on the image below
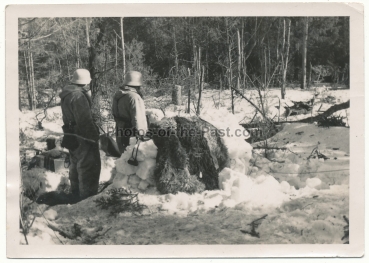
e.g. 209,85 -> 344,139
36,191 -> 81,206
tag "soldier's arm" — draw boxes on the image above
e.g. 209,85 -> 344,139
72,94 -> 99,143
128,95 -> 145,136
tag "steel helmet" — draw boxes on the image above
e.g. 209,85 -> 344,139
71,69 -> 92,85
123,71 -> 143,87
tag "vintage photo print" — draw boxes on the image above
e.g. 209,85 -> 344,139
6,3 -> 364,258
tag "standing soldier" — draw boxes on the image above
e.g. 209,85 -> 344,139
59,69 -> 101,202
112,71 -> 148,153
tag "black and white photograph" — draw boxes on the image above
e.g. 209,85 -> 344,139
6,3 -> 364,258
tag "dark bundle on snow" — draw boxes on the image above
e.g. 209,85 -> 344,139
285,99 -> 314,116
317,115 -> 346,127
150,116 -> 230,194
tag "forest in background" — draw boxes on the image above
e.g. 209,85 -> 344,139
18,17 -> 349,121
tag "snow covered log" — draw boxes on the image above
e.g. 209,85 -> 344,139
274,100 -> 350,124
151,115 -> 230,194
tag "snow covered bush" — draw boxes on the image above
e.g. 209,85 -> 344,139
151,115 -> 230,194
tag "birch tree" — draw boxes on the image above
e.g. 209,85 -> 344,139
281,18 -> 291,99
120,17 -> 126,78
301,17 -> 309,89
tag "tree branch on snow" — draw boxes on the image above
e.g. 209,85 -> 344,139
47,223 -> 75,240
231,87 -> 273,124
240,214 -> 268,238
275,100 -> 350,124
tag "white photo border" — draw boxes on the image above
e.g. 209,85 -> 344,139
6,3 -> 364,258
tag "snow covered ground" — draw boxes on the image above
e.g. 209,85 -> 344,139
19,87 -> 350,245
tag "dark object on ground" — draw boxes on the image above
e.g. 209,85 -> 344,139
46,137 -> 56,150
294,100 -> 350,123
308,147 -> 329,160
321,95 -> 336,104
97,181 -> 112,194
317,115 -> 346,127
342,215 -> 349,244
151,116 -> 230,194
99,133 -> 121,158
27,156 -> 38,170
241,122 -> 280,144
127,139 -> 141,166
36,191 -> 80,206
284,99 -> 314,117
127,158 -> 139,166
127,136 -> 151,166
240,214 -> 268,238
42,153 -> 69,173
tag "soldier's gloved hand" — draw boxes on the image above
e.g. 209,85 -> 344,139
135,129 -> 145,141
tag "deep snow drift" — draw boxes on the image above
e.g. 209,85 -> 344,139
19,88 -> 350,245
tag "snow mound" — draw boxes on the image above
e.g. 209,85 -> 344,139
146,109 -> 165,124
200,107 -> 253,170
113,138 -> 157,191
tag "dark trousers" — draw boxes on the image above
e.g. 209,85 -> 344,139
69,139 -> 101,200
116,123 -> 134,153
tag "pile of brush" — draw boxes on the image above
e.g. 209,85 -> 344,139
317,115 -> 346,127
284,98 -> 314,117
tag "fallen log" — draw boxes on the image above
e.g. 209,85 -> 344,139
271,100 -> 350,124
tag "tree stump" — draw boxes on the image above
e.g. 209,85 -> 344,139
172,85 -> 182,105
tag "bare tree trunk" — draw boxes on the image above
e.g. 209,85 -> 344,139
172,85 -> 182,105
282,19 -> 286,59
29,52 -> 36,110
186,68 -> 191,113
293,20 -> 300,82
308,61 -> 312,87
301,17 -> 309,89
197,46 -> 201,87
268,39 -> 271,85
58,58 -> 62,74
196,65 -> 204,115
19,89 -> 22,111
281,18 -> 291,99
276,19 -> 281,62
237,30 -> 241,94
115,34 -> 118,77
76,20 -> 80,68
219,77 -> 222,106
76,40 -> 80,68
120,17 -> 126,78
187,88 -> 191,114
65,54 -> 71,77
225,18 -> 234,114
24,51 -> 32,110
173,25 -> 179,78
103,43 -> 108,98
192,31 -> 197,92
241,20 -> 245,93
264,47 -> 267,87
85,18 -> 101,121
